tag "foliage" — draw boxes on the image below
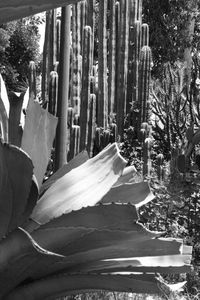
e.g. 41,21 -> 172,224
142,0 -> 200,76
0,15 -> 43,92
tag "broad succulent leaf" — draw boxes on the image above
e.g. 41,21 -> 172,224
31,143 -> 127,224
0,141 -> 33,239
31,222 -> 188,278
0,0 -> 81,24
20,88 -> 30,129
34,204 -> 138,231
21,100 -> 58,188
68,258 -> 191,274
40,150 -> 89,195
4,273 -> 187,300
0,227 -> 63,298
101,181 -> 154,207
19,175 -> 39,226
0,74 -> 9,117
0,74 -> 9,142
0,94 -> 8,143
112,165 -> 141,187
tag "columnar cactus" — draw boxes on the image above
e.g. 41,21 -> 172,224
114,1 -> 120,112
126,0 -> 138,113
87,0 -> 95,67
56,17 -> 61,61
41,11 -> 51,103
72,2 -> 82,115
141,23 -> 149,47
87,93 -> 96,157
138,45 -> 152,127
132,20 -> 141,103
156,153 -> 165,182
68,125 -> 80,161
50,9 -> 57,71
108,0 -> 116,120
97,0 -> 108,129
80,0 -> 87,54
116,0 -> 129,137
143,137 -> 152,177
28,61 -> 37,99
48,70 -> 58,116
137,0 -> 143,22
55,6 -> 71,169
80,25 -> 93,151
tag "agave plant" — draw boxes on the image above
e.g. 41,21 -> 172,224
0,83 -> 192,299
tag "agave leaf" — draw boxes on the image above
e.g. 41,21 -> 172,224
20,175 -> 39,227
40,150 -> 89,196
20,88 -> 30,129
0,93 -> 8,143
0,0 -> 81,23
68,258 -> 191,274
0,227 -> 64,298
101,181 -> 154,207
21,100 -> 58,188
31,224 -> 188,278
0,141 -> 33,239
8,92 -> 24,147
0,74 -> 9,117
36,204 -> 138,231
113,165 -> 141,187
4,274 -> 165,299
31,143 -> 127,224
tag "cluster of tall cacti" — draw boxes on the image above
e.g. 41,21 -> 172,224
40,0 -> 152,170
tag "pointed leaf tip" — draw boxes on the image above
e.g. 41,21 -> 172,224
31,143 -> 127,224
21,100 -> 58,189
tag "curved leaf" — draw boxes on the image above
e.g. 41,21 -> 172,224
20,175 -> 39,227
0,228 -> 63,298
68,259 -> 191,274
31,143 -> 127,224
40,150 -> 89,196
0,75 -> 9,142
37,204 -> 138,231
0,96 -> 8,143
0,141 -> 33,239
0,74 -> 9,117
4,274 -> 164,300
21,100 -> 58,188
31,224 -> 187,278
101,181 -> 154,207
113,165 -> 141,187
8,92 -> 24,147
